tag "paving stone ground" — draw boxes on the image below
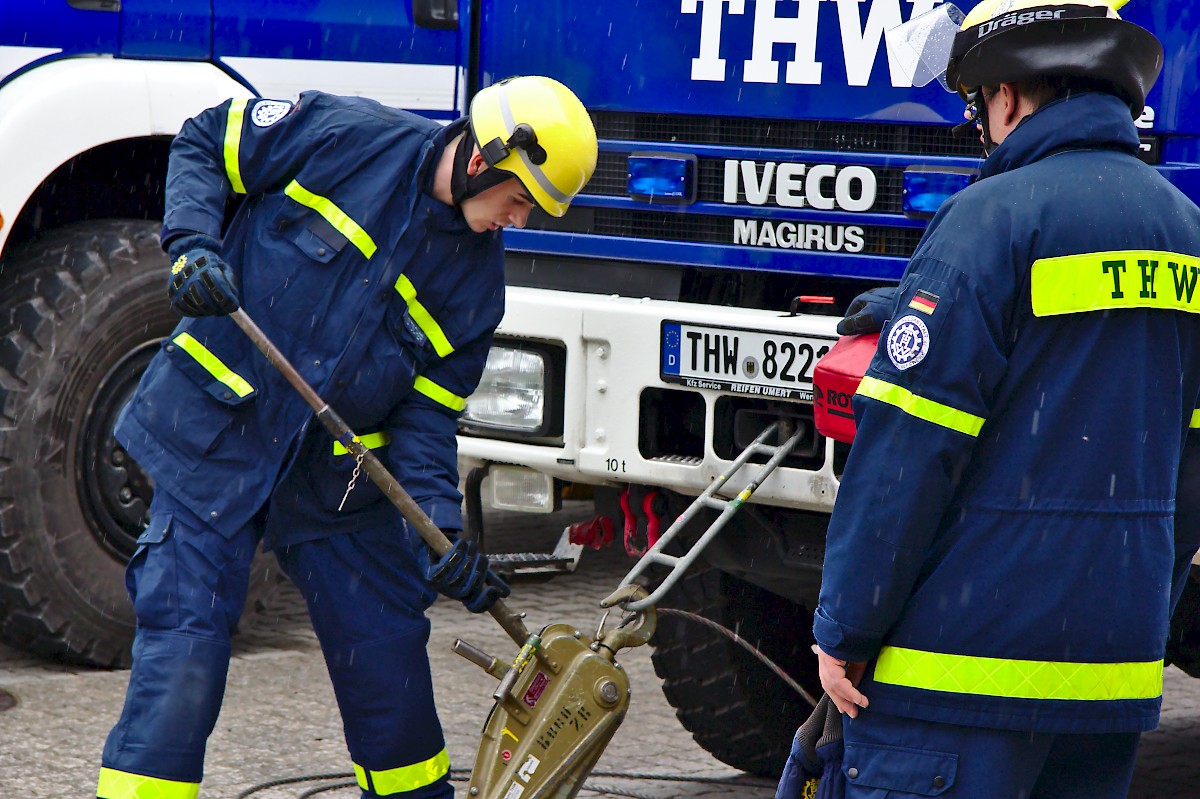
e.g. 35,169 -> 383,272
1,504 -> 1197,798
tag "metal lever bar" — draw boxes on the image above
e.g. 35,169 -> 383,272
602,420 -> 805,612
230,308 -> 532,647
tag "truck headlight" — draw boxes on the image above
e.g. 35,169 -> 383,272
463,344 -> 556,435
488,465 -> 557,513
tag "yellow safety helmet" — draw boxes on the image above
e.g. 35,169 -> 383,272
468,76 -> 597,218
945,0 -> 1163,114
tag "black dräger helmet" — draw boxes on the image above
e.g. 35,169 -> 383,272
946,0 -> 1164,115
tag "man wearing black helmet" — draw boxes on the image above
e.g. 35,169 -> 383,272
811,2 -> 1200,795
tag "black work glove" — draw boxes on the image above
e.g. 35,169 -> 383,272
167,239 -> 239,317
421,535 -> 511,613
836,286 -> 899,336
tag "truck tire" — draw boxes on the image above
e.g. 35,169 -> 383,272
0,220 -> 279,668
649,565 -> 821,776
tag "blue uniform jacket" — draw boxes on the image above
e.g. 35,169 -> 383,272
116,93 -> 505,547
815,93 -> 1200,734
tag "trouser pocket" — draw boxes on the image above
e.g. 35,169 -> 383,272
126,513 -> 179,631
843,741 -> 957,797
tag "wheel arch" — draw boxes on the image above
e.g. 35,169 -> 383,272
0,57 -> 251,257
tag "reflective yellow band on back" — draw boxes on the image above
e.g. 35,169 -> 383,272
333,431 -> 391,456
284,180 -> 377,259
413,376 -> 465,411
1031,250 -> 1200,317
1192,408 -> 1200,429
97,768 -> 200,799
224,98 -> 248,195
354,749 -> 450,795
394,275 -> 454,357
856,376 -> 984,437
172,333 -> 254,398
875,646 -> 1164,701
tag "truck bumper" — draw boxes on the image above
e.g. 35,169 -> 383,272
457,285 -> 844,513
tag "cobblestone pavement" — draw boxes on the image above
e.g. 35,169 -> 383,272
1,504 -> 1198,798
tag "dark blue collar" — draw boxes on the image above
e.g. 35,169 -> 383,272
422,117 -> 473,231
979,92 -> 1140,180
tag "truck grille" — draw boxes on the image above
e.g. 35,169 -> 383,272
536,208 -> 923,258
588,153 -> 907,214
591,111 -> 981,157
526,111 -> 969,261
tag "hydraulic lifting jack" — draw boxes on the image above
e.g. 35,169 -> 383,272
231,309 -> 653,799
232,307 -> 804,799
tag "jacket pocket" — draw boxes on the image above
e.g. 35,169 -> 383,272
384,305 -> 438,371
165,332 -> 257,406
282,211 -> 348,265
385,273 -> 456,366
301,430 -> 390,514
130,334 -> 256,470
843,742 -> 956,796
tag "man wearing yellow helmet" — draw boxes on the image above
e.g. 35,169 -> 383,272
96,77 -> 596,799
809,3 -> 1200,796
457,75 -> 597,219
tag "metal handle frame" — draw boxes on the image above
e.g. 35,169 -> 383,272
230,308 -> 531,647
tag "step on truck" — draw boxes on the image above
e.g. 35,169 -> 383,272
1,0 -> 1198,776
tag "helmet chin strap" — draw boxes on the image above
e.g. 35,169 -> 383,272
451,129 -> 515,207
952,89 -> 998,157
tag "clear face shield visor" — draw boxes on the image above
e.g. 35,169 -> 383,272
885,4 -> 996,149
885,3 -> 966,91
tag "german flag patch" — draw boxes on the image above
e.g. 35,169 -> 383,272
909,289 -> 939,315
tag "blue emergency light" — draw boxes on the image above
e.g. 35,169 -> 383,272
628,153 -> 697,203
902,168 -> 977,217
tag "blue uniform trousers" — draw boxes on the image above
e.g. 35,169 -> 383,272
842,711 -> 1139,799
99,490 -> 451,799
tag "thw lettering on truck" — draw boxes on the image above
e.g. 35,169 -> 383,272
682,0 -> 945,86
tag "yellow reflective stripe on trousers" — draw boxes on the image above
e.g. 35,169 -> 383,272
394,275 -> 455,357
1192,408 -> 1200,429
224,98 -> 248,194
333,431 -> 391,456
97,767 -> 200,799
284,180 -> 377,259
172,333 -> 254,397
874,646 -> 1164,701
354,749 -> 450,795
1030,250 -> 1200,317
856,376 -> 984,437
414,376 -> 465,411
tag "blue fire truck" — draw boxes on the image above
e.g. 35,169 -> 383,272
0,0 -> 1195,774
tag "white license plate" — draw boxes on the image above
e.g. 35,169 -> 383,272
660,321 -> 835,402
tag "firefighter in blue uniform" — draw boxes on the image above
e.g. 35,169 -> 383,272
95,76 -> 597,799
811,2 -> 1200,796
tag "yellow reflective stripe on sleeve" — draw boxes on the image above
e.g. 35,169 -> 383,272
353,749 -> 450,795
856,376 -> 984,437
333,431 -> 391,456
1192,408 -> 1200,429
1030,250 -> 1200,317
97,767 -> 200,799
394,275 -> 455,357
413,376 -> 466,411
172,332 -> 254,398
874,645 -> 1164,701
224,98 -> 248,194
284,180 -> 377,259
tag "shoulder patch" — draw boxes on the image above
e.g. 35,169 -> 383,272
251,100 -> 293,127
886,314 -> 931,371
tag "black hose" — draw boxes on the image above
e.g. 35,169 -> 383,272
235,609 -> 799,797
237,768 -> 774,798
